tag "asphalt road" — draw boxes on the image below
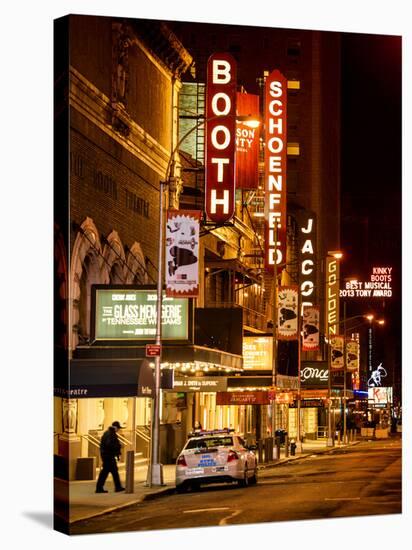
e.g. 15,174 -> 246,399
71,438 -> 402,535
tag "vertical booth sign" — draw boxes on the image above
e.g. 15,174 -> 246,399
205,53 -> 237,223
302,306 -> 320,351
166,210 -> 201,297
264,69 -> 287,271
277,286 -> 299,340
236,92 -> 260,189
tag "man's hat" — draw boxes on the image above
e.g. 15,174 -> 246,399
112,421 -> 122,429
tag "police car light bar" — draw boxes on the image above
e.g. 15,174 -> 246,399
189,428 -> 235,437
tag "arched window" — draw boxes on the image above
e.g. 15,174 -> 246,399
78,251 -> 101,344
125,242 -> 148,285
109,261 -> 124,284
70,218 -> 104,350
54,224 -> 68,350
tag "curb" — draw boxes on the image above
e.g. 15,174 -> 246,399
69,486 -> 176,525
257,440 -> 362,471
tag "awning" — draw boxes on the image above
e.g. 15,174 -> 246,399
54,358 -> 155,398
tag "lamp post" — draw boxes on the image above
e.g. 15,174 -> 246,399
327,312 -> 375,448
147,113 -> 260,487
271,224 -> 278,441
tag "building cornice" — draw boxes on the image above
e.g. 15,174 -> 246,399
69,66 -> 172,179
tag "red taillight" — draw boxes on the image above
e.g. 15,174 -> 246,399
177,455 -> 187,467
227,450 -> 239,462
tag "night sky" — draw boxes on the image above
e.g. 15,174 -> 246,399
341,33 -> 401,283
340,33 -> 402,386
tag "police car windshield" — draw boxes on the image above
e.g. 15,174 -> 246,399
186,436 -> 233,450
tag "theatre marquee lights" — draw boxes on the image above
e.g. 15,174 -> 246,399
205,53 -> 237,223
264,69 -> 287,271
340,266 -> 393,298
299,212 -> 317,312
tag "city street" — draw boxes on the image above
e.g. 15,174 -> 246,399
71,437 -> 401,535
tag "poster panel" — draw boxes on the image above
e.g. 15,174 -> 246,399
243,336 -> 273,370
166,210 -> 201,297
330,335 -> 344,369
346,339 -> 360,372
302,306 -> 320,351
277,286 -> 298,340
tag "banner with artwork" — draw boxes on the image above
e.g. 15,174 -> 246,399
330,335 -> 344,369
302,306 -> 320,351
277,286 -> 299,340
346,339 -> 360,372
166,210 -> 201,297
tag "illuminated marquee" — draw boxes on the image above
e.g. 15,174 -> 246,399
205,53 -> 237,223
340,266 -> 393,298
299,212 -> 317,312
264,69 -> 287,270
325,256 -> 340,335
243,336 -> 273,370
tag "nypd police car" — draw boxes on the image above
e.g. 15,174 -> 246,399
175,429 -> 258,493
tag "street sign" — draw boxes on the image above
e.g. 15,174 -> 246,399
146,344 -> 161,357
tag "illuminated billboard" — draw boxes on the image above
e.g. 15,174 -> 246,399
92,287 -> 189,341
264,69 -> 287,270
368,387 -> 393,405
205,53 -> 237,223
340,266 -> 393,298
325,256 -> 340,335
243,336 -> 273,370
298,212 -> 317,312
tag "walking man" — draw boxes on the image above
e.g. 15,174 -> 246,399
95,421 -> 125,493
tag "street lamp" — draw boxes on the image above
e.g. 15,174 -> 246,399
147,112 -> 260,487
327,311 -> 376,447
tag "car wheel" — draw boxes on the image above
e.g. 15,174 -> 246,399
238,466 -> 249,488
191,481 -> 201,492
250,464 -> 258,485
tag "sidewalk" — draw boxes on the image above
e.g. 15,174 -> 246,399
56,439 -> 361,525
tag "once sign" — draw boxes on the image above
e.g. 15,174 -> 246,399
300,362 -> 329,388
205,53 -> 237,223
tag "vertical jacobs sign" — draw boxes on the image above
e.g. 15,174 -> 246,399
299,212 -> 317,312
205,53 -> 237,223
264,69 -> 287,271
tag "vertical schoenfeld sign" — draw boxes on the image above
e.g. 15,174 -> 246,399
264,69 -> 287,271
205,53 -> 237,223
